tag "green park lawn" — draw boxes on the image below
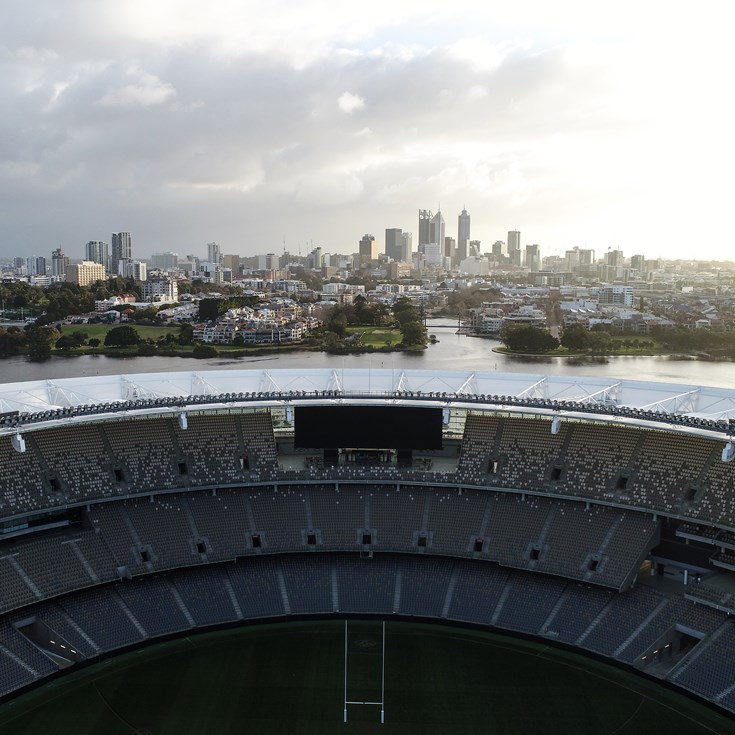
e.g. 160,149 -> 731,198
345,326 -> 401,348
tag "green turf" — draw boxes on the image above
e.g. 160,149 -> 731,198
345,327 -> 400,347
0,621 -> 733,734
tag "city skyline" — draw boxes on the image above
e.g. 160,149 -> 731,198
1,2 -> 733,262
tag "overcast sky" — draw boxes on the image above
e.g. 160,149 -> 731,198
1,0 -> 733,263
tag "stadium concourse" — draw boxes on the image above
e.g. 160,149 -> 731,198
1,369 -> 735,714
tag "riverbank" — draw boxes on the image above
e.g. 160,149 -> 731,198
2,319 -> 735,389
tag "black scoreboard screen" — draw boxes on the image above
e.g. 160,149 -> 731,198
294,406 -> 443,450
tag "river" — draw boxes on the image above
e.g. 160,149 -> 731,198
0,319 -> 733,388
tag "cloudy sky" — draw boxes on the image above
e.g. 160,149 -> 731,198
1,0 -> 733,262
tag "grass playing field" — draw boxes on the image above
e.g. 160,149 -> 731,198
0,620 -> 733,734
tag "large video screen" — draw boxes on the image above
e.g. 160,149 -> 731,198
294,406 -> 443,450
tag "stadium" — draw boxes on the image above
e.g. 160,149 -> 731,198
1,367 -> 735,732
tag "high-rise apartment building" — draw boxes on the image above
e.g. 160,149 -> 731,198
111,233 -> 131,274
150,252 -> 179,270
66,261 -> 106,286
51,248 -> 70,278
85,241 -> 109,274
120,260 -> 147,281
385,228 -> 403,261
491,241 -> 504,258
142,276 -> 178,303
26,256 -> 46,276
457,208 -> 471,263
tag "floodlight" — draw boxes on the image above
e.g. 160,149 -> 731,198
11,433 -> 26,453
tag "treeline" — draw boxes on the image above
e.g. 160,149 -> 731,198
198,295 -> 261,321
323,296 -> 427,349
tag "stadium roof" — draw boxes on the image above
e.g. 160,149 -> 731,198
1,369 -> 735,425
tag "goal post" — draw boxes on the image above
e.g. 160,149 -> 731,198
343,619 -> 386,724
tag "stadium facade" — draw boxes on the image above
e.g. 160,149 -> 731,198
1,369 -> 735,714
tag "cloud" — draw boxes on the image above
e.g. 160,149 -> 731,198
0,1 -> 733,260
338,92 -> 365,114
96,70 -> 176,108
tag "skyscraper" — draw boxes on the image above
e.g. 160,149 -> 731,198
430,211 -> 445,252
111,232 -> 132,274
207,242 -> 221,264
51,248 -> 70,278
418,210 -> 432,254
359,234 -> 377,265
444,237 -> 456,260
507,230 -> 521,267
401,232 -> 412,263
525,244 -> 541,271
85,241 -> 110,274
457,208 -> 470,263
385,228 -> 403,261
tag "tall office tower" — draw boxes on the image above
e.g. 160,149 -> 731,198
222,254 -> 240,273
385,228 -> 403,261
469,240 -> 482,257
507,230 -> 521,266
26,256 -> 46,276
51,248 -> 70,278
150,252 -> 179,270
525,244 -> 541,271
565,248 -> 581,273
457,207 -> 471,263
605,249 -> 624,266
207,242 -> 221,264
418,210 -> 433,253
401,232 -> 412,262
259,253 -> 280,270
630,254 -> 646,272
578,249 -> 595,266
310,247 -> 323,270
359,234 -> 377,264
111,233 -> 132,274
85,241 -> 110,274
444,236 -> 456,260
491,240 -> 504,258
430,210 -> 445,252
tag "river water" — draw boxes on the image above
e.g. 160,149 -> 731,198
0,319 -> 733,388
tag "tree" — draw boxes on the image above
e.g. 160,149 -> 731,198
560,324 -> 594,351
192,343 -> 218,358
232,333 -> 245,347
178,323 -> 194,345
328,312 -> 348,337
104,325 -> 141,347
88,338 -> 101,348
400,321 -> 428,347
0,327 -> 27,355
500,325 -> 559,353
26,325 -> 60,361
